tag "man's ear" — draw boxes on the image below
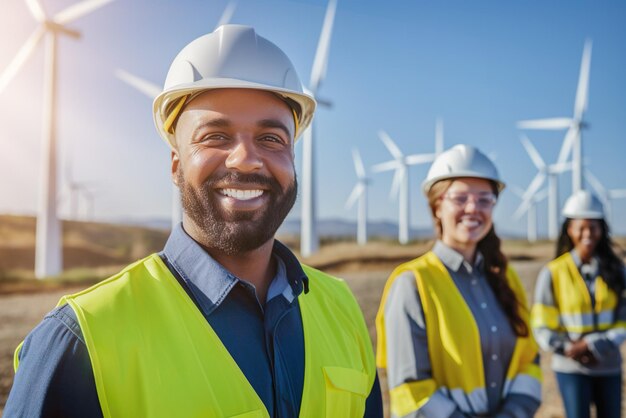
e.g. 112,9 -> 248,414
171,150 -> 180,186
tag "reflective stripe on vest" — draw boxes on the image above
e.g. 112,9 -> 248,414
16,254 -> 375,418
531,252 -> 618,340
376,251 -> 541,416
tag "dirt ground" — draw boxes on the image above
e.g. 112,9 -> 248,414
0,258 -> 623,416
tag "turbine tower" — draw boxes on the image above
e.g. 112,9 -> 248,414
512,185 -> 548,243
518,39 -> 592,194
585,169 -> 626,228
517,135 -> 571,240
300,0 -> 337,257
372,129 -> 438,244
345,148 -> 369,245
115,2 -> 237,231
0,0 -> 115,278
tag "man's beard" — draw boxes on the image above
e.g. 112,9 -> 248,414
177,168 -> 297,255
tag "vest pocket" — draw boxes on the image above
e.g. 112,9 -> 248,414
323,366 -> 369,417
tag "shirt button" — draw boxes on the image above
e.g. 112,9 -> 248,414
491,326 -> 498,333
481,303 -> 487,309
492,354 -> 498,361
490,382 -> 497,388
471,279 -> 478,285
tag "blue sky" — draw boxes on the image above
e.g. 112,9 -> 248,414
1,0 -> 625,238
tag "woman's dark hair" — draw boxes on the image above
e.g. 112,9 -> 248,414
556,218 -> 625,295
428,179 -> 529,337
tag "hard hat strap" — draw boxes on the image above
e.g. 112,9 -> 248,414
164,95 -> 189,134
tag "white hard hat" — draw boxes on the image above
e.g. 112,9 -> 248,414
153,24 -> 316,148
562,190 -> 604,219
422,144 -> 505,195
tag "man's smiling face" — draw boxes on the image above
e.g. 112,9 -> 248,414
172,88 -> 297,254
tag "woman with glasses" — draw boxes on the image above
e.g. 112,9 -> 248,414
531,190 -> 626,418
376,144 -> 541,417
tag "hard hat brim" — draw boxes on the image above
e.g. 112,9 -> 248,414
153,78 -> 316,149
422,172 -> 506,196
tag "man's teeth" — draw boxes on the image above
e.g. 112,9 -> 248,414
220,189 -> 264,200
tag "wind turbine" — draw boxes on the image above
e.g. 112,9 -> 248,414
434,117 -> 445,156
115,69 -> 182,230
512,185 -> 548,243
518,39 -> 592,194
300,0 -> 337,257
345,148 -> 369,245
516,135 -> 571,240
0,0 -> 115,278
115,2 -> 236,231
585,169 -> 626,228
372,129 -> 438,244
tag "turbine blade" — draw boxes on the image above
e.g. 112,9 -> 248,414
345,183 -> 364,209
609,189 -> 626,199
535,188 -> 549,202
115,69 -> 161,98
435,117 -> 444,155
523,172 -> 547,205
215,0 -> 237,28
371,160 -> 399,173
54,0 -> 115,25
584,169 -> 606,197
309,0 -> 337,93
510,184 -> 525,199
378,130 -> 404,160
25,0 -> 47,21
389,167 -> 404,200
574,39 -> 592,119
520,134 -> 545,170
352,148 -> 366,178
0,27 -> 45,95
513,199 -> 530,220
556,126 -> 577,165
549,161 -> 572,173
517,118 -> 573,130
405,153 -> 436,166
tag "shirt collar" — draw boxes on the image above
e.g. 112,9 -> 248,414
570,249 -> 598,273
433,240 -> 484,274
162,224 -> 309,316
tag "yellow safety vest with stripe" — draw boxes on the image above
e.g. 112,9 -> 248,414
531,252 -> 624,339
376,251 -> 541,417
15,254 -> 376,418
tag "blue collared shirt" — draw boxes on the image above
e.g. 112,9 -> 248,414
5,224 -> 382,417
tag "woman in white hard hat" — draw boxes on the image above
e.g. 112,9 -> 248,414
376,144 -> 541,418
531,190 -> 626,418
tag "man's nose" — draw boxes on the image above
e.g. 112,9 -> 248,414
225,140 -> 263,172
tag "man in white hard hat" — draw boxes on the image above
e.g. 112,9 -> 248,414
5,25 -> 382,418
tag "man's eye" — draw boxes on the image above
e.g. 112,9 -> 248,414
260,135 -> 284,144
200,134 -> 228,142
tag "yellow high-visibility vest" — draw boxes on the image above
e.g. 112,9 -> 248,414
16,254 -> 375,418
376,251 -> 541,417
531,252 -> 624,339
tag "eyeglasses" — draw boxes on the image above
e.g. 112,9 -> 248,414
443,192 -> 497,209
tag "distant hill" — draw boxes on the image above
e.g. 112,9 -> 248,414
277,218 -> 434,240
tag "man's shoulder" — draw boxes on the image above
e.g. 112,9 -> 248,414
65,253 -> 165,301
299,264 -> 360,308
299,264 -> 347,289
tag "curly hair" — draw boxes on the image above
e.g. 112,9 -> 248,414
556,218 -> 625,295
427,179 -> 528,337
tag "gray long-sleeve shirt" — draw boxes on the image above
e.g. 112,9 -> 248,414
532,250 -> 626,375
383,241 -> 539,418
